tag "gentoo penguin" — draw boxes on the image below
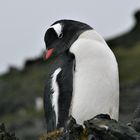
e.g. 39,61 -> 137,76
43,20 -> 119,133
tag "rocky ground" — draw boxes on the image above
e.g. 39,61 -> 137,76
1,114 -> 140,140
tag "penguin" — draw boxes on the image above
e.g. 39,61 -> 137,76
43,20 -> 119,133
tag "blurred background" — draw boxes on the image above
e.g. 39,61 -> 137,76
0,0 -> 140,139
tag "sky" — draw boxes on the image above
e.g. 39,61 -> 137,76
0,0 -> 140,74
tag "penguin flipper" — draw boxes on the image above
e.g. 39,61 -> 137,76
56,60 -> 74,128
44,84 -> 57,133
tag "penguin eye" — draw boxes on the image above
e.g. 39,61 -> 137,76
58,33 -> 63,38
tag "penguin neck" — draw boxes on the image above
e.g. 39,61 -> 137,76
77,29 -> 107,44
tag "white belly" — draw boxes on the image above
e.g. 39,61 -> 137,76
70,30 -> 119,124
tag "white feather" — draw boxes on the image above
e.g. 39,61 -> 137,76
70,30 -> 119,124
51,68 -> 62,125
50,23 -> 62,37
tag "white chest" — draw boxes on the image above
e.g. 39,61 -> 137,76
70,30 -> 119,124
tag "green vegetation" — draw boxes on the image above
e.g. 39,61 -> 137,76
113,42 -> 140,84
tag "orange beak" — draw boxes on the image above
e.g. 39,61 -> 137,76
44,48 -> 54,60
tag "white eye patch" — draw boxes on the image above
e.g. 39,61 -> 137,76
49,23 -> 63,38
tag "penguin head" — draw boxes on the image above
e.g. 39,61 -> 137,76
44,20 -> 92,60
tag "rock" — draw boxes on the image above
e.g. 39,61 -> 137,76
0,123 -> 19,140
84,114 -> 140,140
41,114 -> 140,140
1,114 -> 140,140
131,118 -> 140,133
131,104 -> 140,133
